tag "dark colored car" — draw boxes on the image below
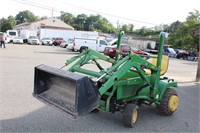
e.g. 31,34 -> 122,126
52,38 -> 66,46
104,44 -> 149,59
174,49 -> 189,59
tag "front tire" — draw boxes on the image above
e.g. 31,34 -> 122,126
156,88 -> 179,115
123,104 -> 138,128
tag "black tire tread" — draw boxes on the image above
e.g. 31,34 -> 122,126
156,88 -> 178,115
123,104 -> 138,128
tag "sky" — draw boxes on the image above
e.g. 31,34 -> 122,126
0,0 -> 199,28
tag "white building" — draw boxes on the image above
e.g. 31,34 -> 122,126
13,18 -> 74,39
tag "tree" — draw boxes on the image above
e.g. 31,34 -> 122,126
72,14 -> 116,33
60,11 -> 74,25
85,15 -> 101,31
129,24 -> 134,33
73,14 -> 88,30
167,21 -> 181,33
0,16 -> 16,32
121,24 -> 129,33
15,10 -> 38,24
96,17 -> 116,33
167,10 -> 200,51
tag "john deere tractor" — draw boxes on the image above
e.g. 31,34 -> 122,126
33,32 -> 179,127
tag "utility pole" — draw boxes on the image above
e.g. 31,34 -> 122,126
51,8 -> 54,18
117,20 -> 119,31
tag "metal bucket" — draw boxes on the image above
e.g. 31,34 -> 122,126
33,64 -> 99,120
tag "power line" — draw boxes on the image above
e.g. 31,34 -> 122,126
20,0 -> 158,26
20,0 -> 81,16
11,0 -> 52,11
56,0 -> 159,26
11,0 -> 158,28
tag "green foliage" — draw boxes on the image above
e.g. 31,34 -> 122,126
96,17 -> 116,33
59,12 -> 74,25
163,21 -> 181,33
15,10 -> 38,24
64,13 -> 117,33
167,10 -> 200,51
121,24 -> 129,33
131,26 -> 160,37
129,24 -> 134,33
73,14 -> 88,30
0,16 -> 16,32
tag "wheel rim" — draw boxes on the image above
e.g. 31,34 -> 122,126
168,95 -> 179,111
132,110 -> 138,124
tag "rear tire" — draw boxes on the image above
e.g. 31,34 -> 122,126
156,88 -> 179,115
123,104 -> 138,128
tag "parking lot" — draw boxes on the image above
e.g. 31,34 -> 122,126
0,44 -> 199,132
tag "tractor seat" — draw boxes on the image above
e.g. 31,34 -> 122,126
145,55 -> 169,76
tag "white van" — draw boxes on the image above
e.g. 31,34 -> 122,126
73,37 -> 110,53
6,30 -> 18,42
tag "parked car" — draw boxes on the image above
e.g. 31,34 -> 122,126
163,47 -> 177,58
130,47 -> 150,56
51,37 -> 56,42
104,44 -> 131,58
174,49 -> 189,59
60,38 -> 74,48
41,38 -> 53,45
52,38 -> 66,46
13,37 -> 23,44
104,44 -> 150,59
186,50 -> 199,61
27,36 -> 41,45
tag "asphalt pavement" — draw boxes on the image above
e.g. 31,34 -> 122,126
0,44 -> 199,132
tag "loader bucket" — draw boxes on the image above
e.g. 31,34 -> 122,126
33,64 -> 99,120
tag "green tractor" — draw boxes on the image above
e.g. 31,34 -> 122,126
33,32 -> 179,127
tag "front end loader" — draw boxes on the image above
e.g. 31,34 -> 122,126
33,31 -> 179,127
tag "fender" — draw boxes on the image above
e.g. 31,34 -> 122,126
157,79 -> 178,101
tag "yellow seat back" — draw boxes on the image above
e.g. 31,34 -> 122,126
145,55 -> 169,75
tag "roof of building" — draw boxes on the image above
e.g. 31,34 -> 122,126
14,22 -> 30,28
14,18 -> 74,30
